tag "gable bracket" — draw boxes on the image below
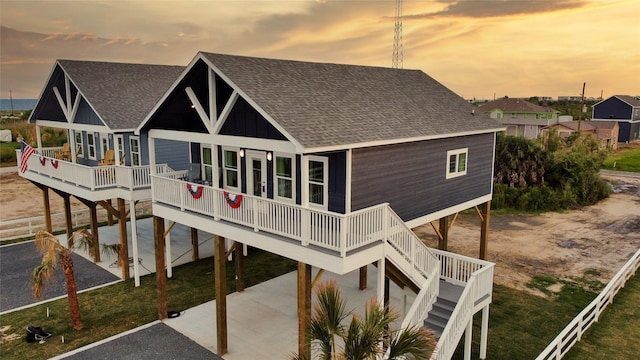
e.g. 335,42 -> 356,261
185,86 -> 212,134
52,86 -> 70,121
211,91 -> 238,135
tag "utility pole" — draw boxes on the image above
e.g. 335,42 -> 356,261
578,82 -> 585,131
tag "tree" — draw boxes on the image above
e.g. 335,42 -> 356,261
31,230 -> 95,330
293,280 -> 434,360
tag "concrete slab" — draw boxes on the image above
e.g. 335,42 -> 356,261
165,265 -> 416,359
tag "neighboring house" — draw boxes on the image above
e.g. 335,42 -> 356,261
137,52 -> 502,359
18,60 -> 186,286
478,97 -> 559,139
540,120 -> 619,150
591,95 -> 640,143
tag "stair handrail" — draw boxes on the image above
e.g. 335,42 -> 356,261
399,264 -> 440,330
430,263 -> 493,360
385,207 -> 440,282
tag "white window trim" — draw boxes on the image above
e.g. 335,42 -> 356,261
222,146 -> 240,191
130,136 -> 141,166
307,155 -> 328,210
87,133 -> 96,160
446,148 -> 468,179
200,145 -> 214,183
115,135 -> 125,165
75,131 -> 84,158
273,152 -> 296,203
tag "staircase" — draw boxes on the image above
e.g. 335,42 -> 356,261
423,281 -> 464,337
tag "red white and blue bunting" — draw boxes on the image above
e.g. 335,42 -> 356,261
186,183 -> 204,199
38,157 -> 60,169
223,191 -> 243,209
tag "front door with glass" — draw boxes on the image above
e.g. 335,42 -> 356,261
246,151 -> 267,198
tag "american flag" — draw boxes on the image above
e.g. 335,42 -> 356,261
20,141 -> 36,173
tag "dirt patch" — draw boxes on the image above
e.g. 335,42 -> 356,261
415,174 -> 640,295
0,171 -> 86,223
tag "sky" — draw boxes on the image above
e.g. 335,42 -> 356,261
1,0 -> 638,101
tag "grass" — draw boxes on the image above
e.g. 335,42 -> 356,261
565,272 -> 640,359
0,248 -> 297,360
0,142 -> 20,165
452,277 -> 600,360
602,146 -> 640,172
0,248 -> 637,360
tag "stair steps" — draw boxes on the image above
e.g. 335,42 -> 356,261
423,280 -> 464,338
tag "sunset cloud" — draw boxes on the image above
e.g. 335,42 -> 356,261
0,0 -> 638,100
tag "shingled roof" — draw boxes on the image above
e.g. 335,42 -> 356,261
55,60 -> 184,130
199,52 -> 502,149
478,97 -> 557,114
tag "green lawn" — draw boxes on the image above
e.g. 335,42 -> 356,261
0,246 -> 637,360
602,146 -> 640,172
0,249 -> 297,360
565,272 -> 640,359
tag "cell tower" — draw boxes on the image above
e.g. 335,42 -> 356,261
392,0 -> 403,69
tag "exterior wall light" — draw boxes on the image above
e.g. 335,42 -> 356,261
266,152 -> 272,161
239,149 -> 245,157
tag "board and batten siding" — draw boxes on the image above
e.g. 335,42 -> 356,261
350,133 -> 495,222
154,138 -> 190,171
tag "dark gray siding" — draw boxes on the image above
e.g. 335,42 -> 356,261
155,138 -> 189,171
351,133 -> 495,222
74,98 -> 104,125
593,97 -> 632,120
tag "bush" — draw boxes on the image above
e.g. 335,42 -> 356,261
493,133 -> 610,212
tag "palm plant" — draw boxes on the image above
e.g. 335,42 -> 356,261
294,280 -> 434,360
31,230 -> 95,330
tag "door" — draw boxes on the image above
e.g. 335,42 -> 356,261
246,150 -> 266,198
115,135 -> 125,165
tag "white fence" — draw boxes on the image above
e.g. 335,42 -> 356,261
536,248 -> 640,359
0,202 -> 152,241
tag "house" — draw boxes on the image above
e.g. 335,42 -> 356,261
18,60 -> 186,286
540,120 -> 619,150
591,95 -> 640,143
137,52 -> 503,359
478,97 -> 558,139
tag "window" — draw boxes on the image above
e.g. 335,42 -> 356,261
223,149 -> 239,189
511,113 -> 517,119
201,146 -> 213,183
130,136 -> 140,166
87,133 -> 96,159
308,156 -> 328,208
101,135 -> 109,158
446,148 -> 468,179
75,132 -> 84,158
275,155 -> 293,200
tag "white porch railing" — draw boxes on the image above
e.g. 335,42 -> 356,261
153,175 -> 390,254
536,248 -> 640,360
429,250 -> 495,360
39,146 -> 63,158
17,150 -> 171,192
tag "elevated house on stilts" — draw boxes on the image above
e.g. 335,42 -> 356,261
137,52 -> 504,359
17,60 -> 185,286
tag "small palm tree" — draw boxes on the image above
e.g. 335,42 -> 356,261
294,280 -> 435,360
31,230 -> 95,330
